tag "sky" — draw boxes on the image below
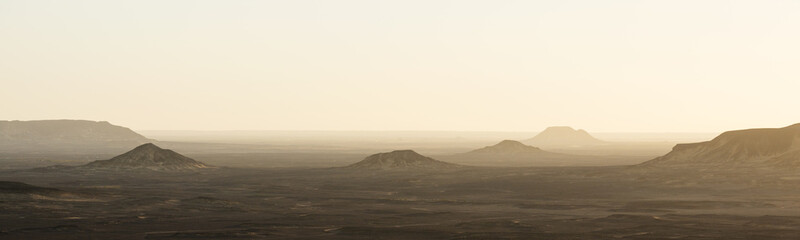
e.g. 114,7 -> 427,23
2,0 -> 799,132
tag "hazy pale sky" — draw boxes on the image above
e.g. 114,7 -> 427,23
2,0 -> 799,132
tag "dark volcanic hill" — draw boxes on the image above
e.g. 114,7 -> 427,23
85,143 -> 209,171
348,150 -> 458,170
444,140 -> 577,167
0,120 -> 152,153
523,126 -> 605,147
641,123 -> 800,168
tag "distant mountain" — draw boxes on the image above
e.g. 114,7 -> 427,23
0,120 -> 152,153
523,126 -> 605,147
443,140 -> 577,167
641,123 -> 800,168
347,150 -> 458,170
466,140 -> 552,154
85,143 -> 209,171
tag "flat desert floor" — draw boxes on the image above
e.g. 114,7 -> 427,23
3,164 -> 800,239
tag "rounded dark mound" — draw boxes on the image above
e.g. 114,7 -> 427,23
348,150 -> 457,170
85,143 -> 209,171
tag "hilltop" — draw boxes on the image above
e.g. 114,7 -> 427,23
85,143 -> 209,171
466,140 -> 552,154
443,140 -> 579,167
347,150 -> 458,170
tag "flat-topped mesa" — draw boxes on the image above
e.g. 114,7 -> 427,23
524,126 -> 605,147
0,119 -> 150,144
85,143 -> 209,171
641,123 -> 800,168
347,150 -> 458,170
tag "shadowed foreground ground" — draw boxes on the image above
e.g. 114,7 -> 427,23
3,166 -> 800,239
